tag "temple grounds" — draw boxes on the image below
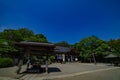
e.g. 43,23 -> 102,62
0,62 -> 119,80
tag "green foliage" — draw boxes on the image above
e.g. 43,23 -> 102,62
0,28 -> 48,57
55,41 -> 70,47
0,29 -> 23,42
0,57 -> 13,68
0,39 -> 18,56
24,34 -> 48,42
35,34 -> 48,42
49,56 -> 55,63
74,36 -> 111,61
19,28 -> 34,39
0,28 -> 48,43
109,39 -> 120,56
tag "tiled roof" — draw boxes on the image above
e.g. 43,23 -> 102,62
54,46 -> 71,53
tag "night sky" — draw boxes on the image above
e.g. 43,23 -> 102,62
0,0 -> 120,44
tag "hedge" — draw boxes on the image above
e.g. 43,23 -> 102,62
0,57 -> 13,68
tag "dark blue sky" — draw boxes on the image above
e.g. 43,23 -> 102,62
0,0 -> 120,44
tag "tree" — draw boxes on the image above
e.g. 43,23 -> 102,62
0,28 -> 48,58
55,41 -> 70,47
0,39 -> 18,57
24,34 -> 48,42
74,36 -> 111,63
0,29 -> 23,42
0,28 -> 48,43
109,39 -> 120,56
35,34 -> 48,42
18,28 -> 34,40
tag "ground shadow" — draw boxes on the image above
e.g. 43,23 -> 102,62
22,67 -> 61,74
23,67 -> 45,74
48,67 -> 61,73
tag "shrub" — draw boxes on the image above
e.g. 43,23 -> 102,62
0,57 -> 13,68
49,56 -> 55,63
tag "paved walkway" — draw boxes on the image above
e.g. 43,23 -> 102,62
0,62 -> 119,80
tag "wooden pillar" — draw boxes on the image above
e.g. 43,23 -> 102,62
26,48 -> 30,71
17,59 -> 23,74
16,52 -> 24,74
45,54 -> 48,73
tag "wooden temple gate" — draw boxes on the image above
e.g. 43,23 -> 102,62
15,42 -> 55,73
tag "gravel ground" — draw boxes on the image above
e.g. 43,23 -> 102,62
0,65 -> 26,79
52,68 -> 120,80
0,63 -> 118,80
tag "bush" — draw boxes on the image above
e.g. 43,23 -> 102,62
0,57 -> 13,68
49,56 -> 55,63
